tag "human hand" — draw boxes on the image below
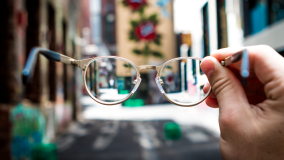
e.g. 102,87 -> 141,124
200,45 -> 284,159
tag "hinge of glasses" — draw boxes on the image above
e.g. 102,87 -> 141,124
71,60 -> 80,67
82,65 -> 87,71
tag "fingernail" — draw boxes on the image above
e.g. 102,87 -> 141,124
206,70 -> 214,78
201,58 -> 215,78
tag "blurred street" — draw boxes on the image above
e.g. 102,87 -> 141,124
2,0 -> 284,159
56,96 -> 221,160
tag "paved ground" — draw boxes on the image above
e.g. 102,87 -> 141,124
56,120 -> 222,160
56,96 -> 222,160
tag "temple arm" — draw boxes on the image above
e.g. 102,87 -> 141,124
221,49 -> 249,78
220,49 -> 249,86
22,47 -> 76,84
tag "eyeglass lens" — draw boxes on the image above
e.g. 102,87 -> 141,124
85,57 -> 137,102
160,58 -> 209,105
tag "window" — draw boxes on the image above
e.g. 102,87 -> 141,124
216,0 -> 228,49
243,0 -> 268,36
268,0 -> 284,24
243,0 -> 284,36
202,3 -> 210,57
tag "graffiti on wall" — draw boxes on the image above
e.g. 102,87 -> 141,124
11,103 -> 46,160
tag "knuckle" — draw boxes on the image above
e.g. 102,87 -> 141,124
219,117 -> 234,130
211,76 -> 232,97
219,115 -> 233,128
266,75 -> 284,100
257,45 -> 275,52
219,109 -> 238,128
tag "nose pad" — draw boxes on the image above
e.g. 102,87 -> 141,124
155,77 -> 165,93
131,78 -> 142,93
159,79 -> 164,85
133,79 -> 138,85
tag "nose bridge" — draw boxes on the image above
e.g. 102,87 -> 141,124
138,65 -> 157,70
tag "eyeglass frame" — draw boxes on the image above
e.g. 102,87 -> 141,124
82,56 -> 210,107
23,47 -> 247,107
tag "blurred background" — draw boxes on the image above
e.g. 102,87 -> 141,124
1,0 -> 284,160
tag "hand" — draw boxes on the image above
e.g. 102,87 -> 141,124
200,45 -> 284,160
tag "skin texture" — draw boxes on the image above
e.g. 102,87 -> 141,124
200,45 -> 284,160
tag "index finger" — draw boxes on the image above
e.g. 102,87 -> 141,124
210,47 -> 245,69
211,45 -> 284,100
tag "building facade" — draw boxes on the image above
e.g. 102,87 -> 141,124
241,0 -> 284,55
0,0 -> 90,159
191,0 -> 284,58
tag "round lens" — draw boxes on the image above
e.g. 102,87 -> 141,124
85,57 -> 137,103
159,58 -> 210,105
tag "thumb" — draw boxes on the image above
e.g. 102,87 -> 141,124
200,57 -> 248,113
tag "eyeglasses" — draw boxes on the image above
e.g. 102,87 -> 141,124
23,47 -> 248,107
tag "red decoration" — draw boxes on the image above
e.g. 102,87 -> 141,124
167,75 -> 173,82
135,21 -> 156,41
126,0 -> 146,10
